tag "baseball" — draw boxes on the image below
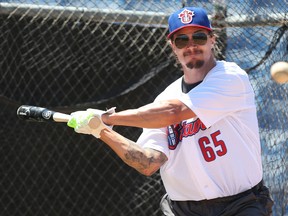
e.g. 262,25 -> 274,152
270,61 -> 288,84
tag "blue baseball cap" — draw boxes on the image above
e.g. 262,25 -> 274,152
167,7 -> 212,39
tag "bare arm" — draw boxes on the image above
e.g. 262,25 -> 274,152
103,99 -> 196,128
99,128 -> 167,176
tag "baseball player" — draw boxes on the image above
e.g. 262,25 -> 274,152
68,7 -> 274,216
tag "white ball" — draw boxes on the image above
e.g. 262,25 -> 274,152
270,61 -> 288,84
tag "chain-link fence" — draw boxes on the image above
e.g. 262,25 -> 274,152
0,0 -> 287,215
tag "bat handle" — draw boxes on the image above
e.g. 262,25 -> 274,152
53,112 -> 71,122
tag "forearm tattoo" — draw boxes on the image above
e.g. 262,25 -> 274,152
124,139 -> 166,174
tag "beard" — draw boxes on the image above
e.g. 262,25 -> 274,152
183,49 -> 205,69
186,60 -> 205,69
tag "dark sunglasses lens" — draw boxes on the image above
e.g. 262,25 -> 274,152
174,35 -> 189,49
174,33 -> 208,48
192,32 -> 208,45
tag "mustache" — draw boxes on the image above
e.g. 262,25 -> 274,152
183,49 -> 203,57
186,60 -> 205,69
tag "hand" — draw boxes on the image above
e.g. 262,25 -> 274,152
67,107 -> 116,138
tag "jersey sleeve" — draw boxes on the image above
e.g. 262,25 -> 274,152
137,128 -> 169,158
180,63 -> 256,128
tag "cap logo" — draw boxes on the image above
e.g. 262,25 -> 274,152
178,9 -> 194,24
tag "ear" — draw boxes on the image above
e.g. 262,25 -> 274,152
210,35 -> 216,49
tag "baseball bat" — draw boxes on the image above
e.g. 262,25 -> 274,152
17,105 -> 71,122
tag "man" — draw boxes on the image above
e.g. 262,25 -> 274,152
68,7 -> 273,216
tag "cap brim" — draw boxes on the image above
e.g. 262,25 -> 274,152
167,24 -> 212,39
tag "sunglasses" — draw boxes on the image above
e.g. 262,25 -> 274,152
173,32 -> 210,49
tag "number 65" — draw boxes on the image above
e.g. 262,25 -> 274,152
198,130 -> 227,162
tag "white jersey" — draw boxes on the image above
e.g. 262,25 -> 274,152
137,61 -> 263,201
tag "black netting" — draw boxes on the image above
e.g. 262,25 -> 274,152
0,0 -> 287,215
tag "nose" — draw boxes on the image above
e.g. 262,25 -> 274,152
186,39 -> 198,48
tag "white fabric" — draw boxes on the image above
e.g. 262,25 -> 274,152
137,61 -> 263,201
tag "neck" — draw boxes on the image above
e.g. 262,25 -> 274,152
183,57 -> 216,84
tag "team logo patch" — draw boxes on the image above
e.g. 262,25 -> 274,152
167,123 -> 182,150
178,9 -> 194,24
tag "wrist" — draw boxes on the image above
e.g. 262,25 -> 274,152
102,112 -> 112,126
